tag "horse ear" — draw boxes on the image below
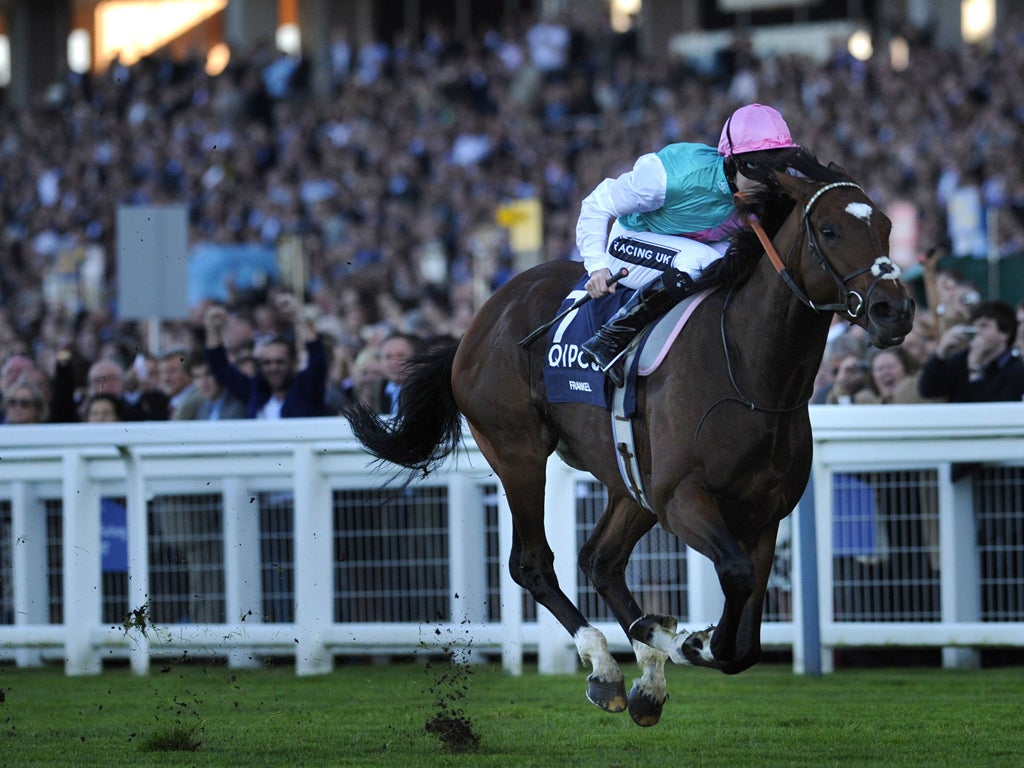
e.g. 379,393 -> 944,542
772,169 -> 816,201
827,161 -> 853,179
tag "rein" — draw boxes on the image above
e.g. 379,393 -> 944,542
694,282 -> 811,429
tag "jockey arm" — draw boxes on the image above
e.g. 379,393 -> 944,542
576,152 -> 667,297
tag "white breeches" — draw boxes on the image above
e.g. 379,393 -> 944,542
604,220 -> 729,290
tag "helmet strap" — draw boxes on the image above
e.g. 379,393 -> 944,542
723,156 -> 738,194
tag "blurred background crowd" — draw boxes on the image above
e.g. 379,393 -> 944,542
3,9 -> 1024,425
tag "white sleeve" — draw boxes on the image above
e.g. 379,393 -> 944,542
575,152 -> 668,274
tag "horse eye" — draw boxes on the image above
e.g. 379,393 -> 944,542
819,226 -> 836,239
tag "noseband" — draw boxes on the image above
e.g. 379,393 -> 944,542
742,181 -> 905,319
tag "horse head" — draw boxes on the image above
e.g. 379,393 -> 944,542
772,170 -> 915,348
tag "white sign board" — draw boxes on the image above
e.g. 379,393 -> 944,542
116,205 -> 190,320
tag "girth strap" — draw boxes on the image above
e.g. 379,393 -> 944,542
610,344 -> 655,515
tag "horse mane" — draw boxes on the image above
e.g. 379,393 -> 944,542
691,150 -> 848,294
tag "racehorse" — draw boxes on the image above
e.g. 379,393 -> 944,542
346,167 -> 915,726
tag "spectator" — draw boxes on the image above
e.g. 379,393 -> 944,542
80,390 -> 132,623
188,358 -> 246,420
3,16 -> 1024,409
84,358 -> 169,422
0,355 -> 53,421
200,293 -> 325,624
525,12 -> 571,77
153,357 -> 239,624
1016,299 -> 1024,357
49,348 -> 84,423
203,293 -> 326,419
1,354 -> 37,397
328,27 -> 353,92
159,348 -> 203,420
348,346 -> 386,413
323,341 -> 356,415
838,347 -> 943,632
930,269 -> 982,336
853,349 -> 910,404
85,358 -> 124,398
83,392 -> 124,422
899,311 -> 940,372
918,300 -> 1024,402
2,376 -> 49,424
919,299 -> 1024,632
823,322 -> 870,365
123,353 -> 161,411
377,332 -> 426,418
815,354 -> 868,405
233,348 -> 257,377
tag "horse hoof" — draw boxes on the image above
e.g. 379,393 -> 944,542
626,681 -> 666,727
586,674 -> 627,713
680,627 -> 718,668
628,614 -> 677,646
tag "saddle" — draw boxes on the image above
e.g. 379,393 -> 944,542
543,285 -> 709,513
542,281 -> 708,412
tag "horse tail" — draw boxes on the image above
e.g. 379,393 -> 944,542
345,341 -> 463,476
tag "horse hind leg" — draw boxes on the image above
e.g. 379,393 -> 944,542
578,495 -> 670,724
473,428 -> 626,713
510,531 -> 627,714
574,626 -> 627,713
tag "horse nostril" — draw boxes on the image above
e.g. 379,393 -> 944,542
869,298 -> 915,326
868,302 -> 893,323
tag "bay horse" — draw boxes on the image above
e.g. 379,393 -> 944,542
346,167 -> 914,726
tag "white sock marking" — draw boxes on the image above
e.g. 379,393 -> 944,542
574,626 -> 621,680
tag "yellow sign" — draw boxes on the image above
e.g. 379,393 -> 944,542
495,198 -> 542,253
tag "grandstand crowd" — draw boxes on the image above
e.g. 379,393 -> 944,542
3,10 -> 1024,423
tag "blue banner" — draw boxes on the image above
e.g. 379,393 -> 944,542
187,242 -> 280,305
101,498 -> 128,573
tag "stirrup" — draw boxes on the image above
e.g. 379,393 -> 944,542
606,359 -> 627,388
582,340 -> 625,380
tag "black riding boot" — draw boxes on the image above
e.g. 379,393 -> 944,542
582,268 -> 696,387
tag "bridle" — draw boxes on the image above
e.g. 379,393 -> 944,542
697,181 -> 907,426
739,181 -> 905,319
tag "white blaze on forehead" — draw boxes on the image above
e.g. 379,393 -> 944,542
846,202 -> 873,222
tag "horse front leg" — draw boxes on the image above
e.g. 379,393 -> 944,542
717,520 -> 780,674
631,518 -> 779,674
627,640 -> 670,727
633,483 -> 756,670
708,551 -> 757,665
628,613 -> 717,667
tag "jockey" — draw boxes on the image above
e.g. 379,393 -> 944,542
577,103 -> 804,386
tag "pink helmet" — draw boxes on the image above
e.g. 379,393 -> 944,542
717,104 -> 799,157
